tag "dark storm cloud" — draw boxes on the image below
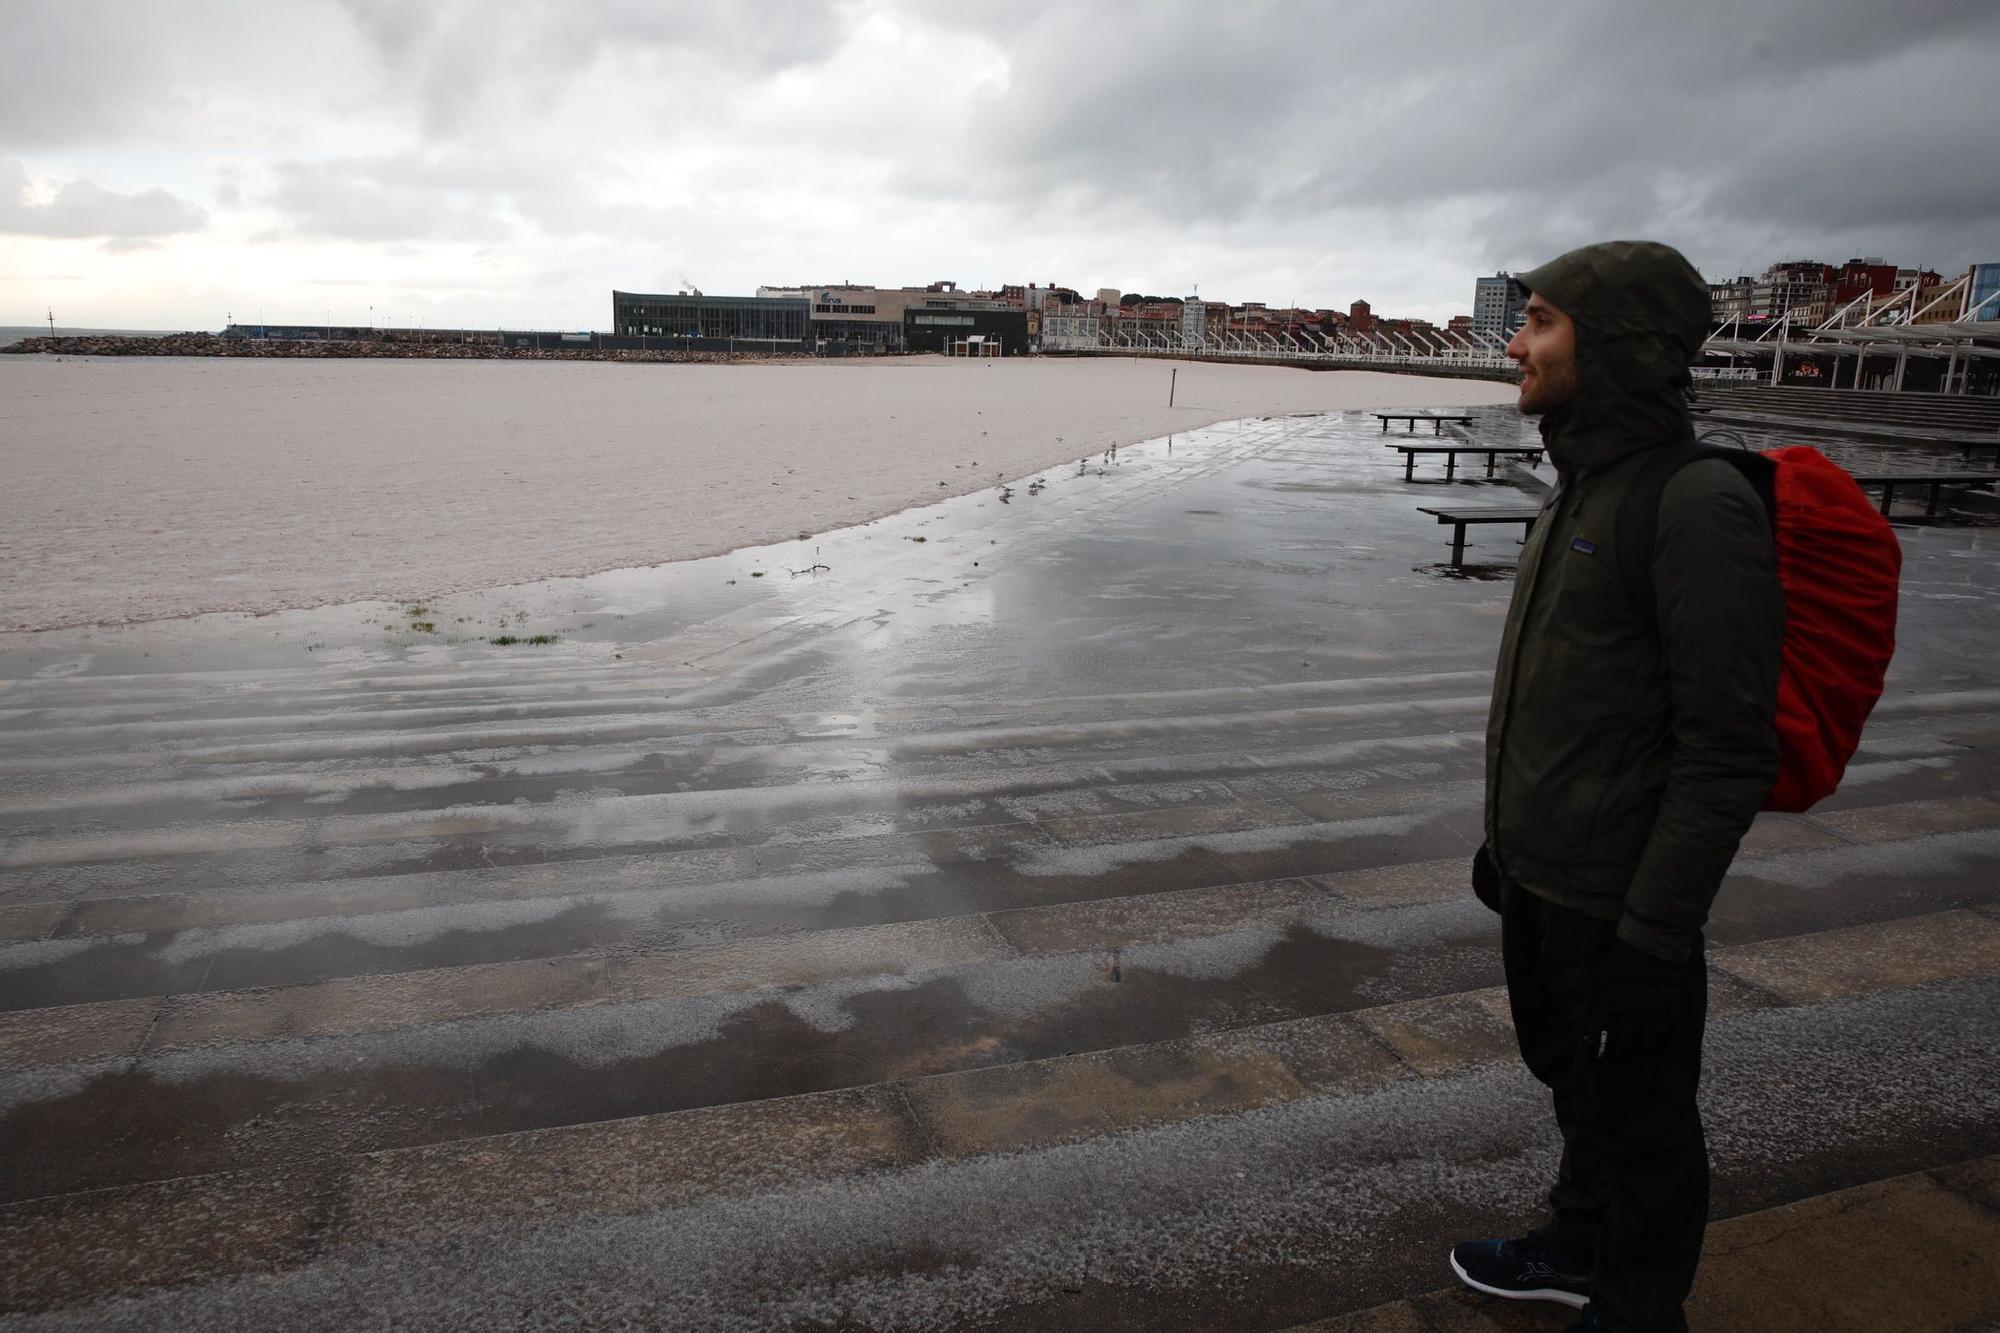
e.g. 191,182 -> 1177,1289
926,0 -> 2000,277
0,158 -> 208,240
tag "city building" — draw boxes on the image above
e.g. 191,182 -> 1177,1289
1968,263 -> 2000,322
1472,274 -> 1527,337
902,305 -> 1029,356
1751,262 -> 1836,323
1709,276 -> 1757,324
1041,301 -> 1107,351
802,286 -> 911,352
1179,298 -> 1208,349
744,280 -> 1030,353
612,291 -> 808,345
1835,257 -> 1899,306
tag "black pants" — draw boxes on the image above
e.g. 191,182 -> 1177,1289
1500,879 -> 1710,1333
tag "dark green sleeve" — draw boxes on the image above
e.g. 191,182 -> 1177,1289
1620,460 -> 1784,962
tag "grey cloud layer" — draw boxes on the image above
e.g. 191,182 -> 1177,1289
0,158 -> 208,240
4,0 -> 1998,309
947,0 -> 2000,273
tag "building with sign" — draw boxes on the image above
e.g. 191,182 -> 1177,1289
754,280 -> 1010,353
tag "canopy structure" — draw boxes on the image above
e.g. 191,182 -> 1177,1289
1701,271 -> 2000,391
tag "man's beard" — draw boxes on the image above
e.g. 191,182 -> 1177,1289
1517,360 -> 1579,415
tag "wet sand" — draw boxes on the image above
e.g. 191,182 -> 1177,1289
0,354 -> 1513,630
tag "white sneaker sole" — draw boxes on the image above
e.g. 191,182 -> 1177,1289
1448,1248 -> 1590,1309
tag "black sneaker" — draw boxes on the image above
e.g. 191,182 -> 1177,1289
1448,1232 -> 1590,1309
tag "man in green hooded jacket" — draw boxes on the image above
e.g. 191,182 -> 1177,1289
1447,241 -> 1784,1333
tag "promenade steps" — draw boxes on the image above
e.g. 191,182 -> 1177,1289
1,652 -> 1997,1324
3,411 -> 1994,1325
1,907 -> 1993,1323
1695,384 -> 2000,447
1697,383 -> 2000,426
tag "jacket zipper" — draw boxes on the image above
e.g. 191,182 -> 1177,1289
1488,477 -> 1566,883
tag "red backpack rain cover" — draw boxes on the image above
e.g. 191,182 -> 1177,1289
1619,442 -> 1902,812
1759,446 -> 1902,810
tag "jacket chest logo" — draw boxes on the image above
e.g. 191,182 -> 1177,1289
1570,537 -> 1599,556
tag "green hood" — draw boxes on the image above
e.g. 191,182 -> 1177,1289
1517,239 -> 1711,476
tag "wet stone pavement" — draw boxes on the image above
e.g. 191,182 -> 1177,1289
2,407 -> 1998,1330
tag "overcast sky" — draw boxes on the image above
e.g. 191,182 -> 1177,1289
4,0 -> 1998,331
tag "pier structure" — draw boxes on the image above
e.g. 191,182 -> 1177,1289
1697,268 -> 2000,395
1046,319 -> 1757,382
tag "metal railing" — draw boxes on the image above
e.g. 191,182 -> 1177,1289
1047,325 -> 1513,372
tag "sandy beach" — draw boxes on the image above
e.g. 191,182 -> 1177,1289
0,354 -> 1514,631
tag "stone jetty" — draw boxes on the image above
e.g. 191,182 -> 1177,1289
1,332 -> 785,363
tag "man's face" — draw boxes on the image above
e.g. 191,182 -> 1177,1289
1506,294 -> 1579,415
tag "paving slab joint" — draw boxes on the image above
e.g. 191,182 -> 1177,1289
43,900 -> 82,942
1704,965 -> 1788,1011
1796,812 -> 1867,847
296,1156 -> 352,1263
1346,1009 -> 1432,1083
1933,1153 -> 2000,1220
128,1000 -> 172,1060
890,1083 -> 947,1162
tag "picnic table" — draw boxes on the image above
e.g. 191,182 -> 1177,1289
1374,412 -> 1477,434
1391,443 -> 1546,481
1847,470 -> 2000,517
1416,504 -> 1543,568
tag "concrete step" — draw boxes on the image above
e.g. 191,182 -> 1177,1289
2,908 -> 1994,1323
4,771 -> 1995,1010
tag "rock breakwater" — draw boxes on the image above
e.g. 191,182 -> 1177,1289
1,332 -> 795,363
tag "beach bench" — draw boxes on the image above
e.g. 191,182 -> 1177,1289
1847,470 -> 2000,517
1391,443 -> 1546,481
1416,504 -> 1543,568
1375,412 -> 1477,434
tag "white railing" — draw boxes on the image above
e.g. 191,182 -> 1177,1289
1058,325 -> 1512,371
